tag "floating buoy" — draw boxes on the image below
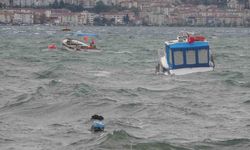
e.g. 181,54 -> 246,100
48,44 -> 57,49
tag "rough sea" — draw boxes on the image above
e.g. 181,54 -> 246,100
0,25 -> 250,150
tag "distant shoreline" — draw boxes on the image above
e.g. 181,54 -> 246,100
0,23 -> 249,28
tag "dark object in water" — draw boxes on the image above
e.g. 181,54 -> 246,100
91,114 -> 104,121
61,28 -> 71,31
91,115 -> 105,132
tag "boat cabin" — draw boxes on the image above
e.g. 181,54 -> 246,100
165,41 -> 210,70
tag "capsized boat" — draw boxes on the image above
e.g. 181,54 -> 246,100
156,32 -> 215,75
62,38 -> 100,52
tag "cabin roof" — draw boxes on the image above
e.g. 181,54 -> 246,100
165,41 -> 209,49
76,32 -> 97,37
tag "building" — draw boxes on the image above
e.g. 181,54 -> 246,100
100,11 -> 135,24
0,10 -> 13,24
13,11 -> 34,24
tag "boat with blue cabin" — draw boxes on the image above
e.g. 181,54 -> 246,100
156,32 -> 215,75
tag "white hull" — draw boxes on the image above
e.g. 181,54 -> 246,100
159,56 -> 214,75
62,39 -> 101,52
163,66 -> 214,75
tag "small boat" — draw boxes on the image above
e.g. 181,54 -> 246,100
62,38 -> 100,52
61,27 -> 71,31
156,32 -> 215,75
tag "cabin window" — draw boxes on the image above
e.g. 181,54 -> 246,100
173,50 -> 183,65
186,50 -> 196,65
198,49 -> 208,63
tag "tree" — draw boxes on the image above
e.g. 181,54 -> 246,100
94,1 -> 109,13
110,18 -> 115,25
217,0 -> 227,8
238,0 -> 250,9
131,6 -> 139,16
40,14 -> 47,24
52,0 -> 59,8
59,0 -> 65,8
123,14 -> 129,24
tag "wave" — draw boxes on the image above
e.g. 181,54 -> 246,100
99,98 -> 117,103
34,65 -> 64,79
0,137 -> 15,143
1,93 -> 33,110
0,86 -> 47,111
115,103 -> 146,117
191,138 -> 250,150
97,135 -> 250,150
240,81 -> 250,88
115,88 -> 138,97
215,71 -> 244,79
112,51 -> 133,55
1,86 -> 48,111
96,130 -> 191,150
243,100 -> 250,104
224,79 -> 250,88
214,138 -> 250,146
136,87 -> 168,93
18,56 -> 42,63
72,83 -> 96,97
97,130 -> 140,149
89,71 -> 111,77
214,71 -> 250,88
48,79 -> 61,87
112,87 -> 199,100
130,142 -> 191,150
214,52 -> 236,60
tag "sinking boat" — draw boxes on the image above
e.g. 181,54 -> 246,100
156,32 -> 215,75
62,38 -> 100,52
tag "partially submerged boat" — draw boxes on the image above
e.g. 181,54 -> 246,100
62,32 -> 100,52
62,38 -> 100,52
156,32 -> 215,75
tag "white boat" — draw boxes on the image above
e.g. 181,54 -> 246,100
62,38 -> 100,52
156,32 -> 215,75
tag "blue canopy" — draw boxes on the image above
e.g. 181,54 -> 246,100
75,32 -> 97,37
167,41 -> 209,49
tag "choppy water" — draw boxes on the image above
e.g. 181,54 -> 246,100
0,25 -> 250,150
